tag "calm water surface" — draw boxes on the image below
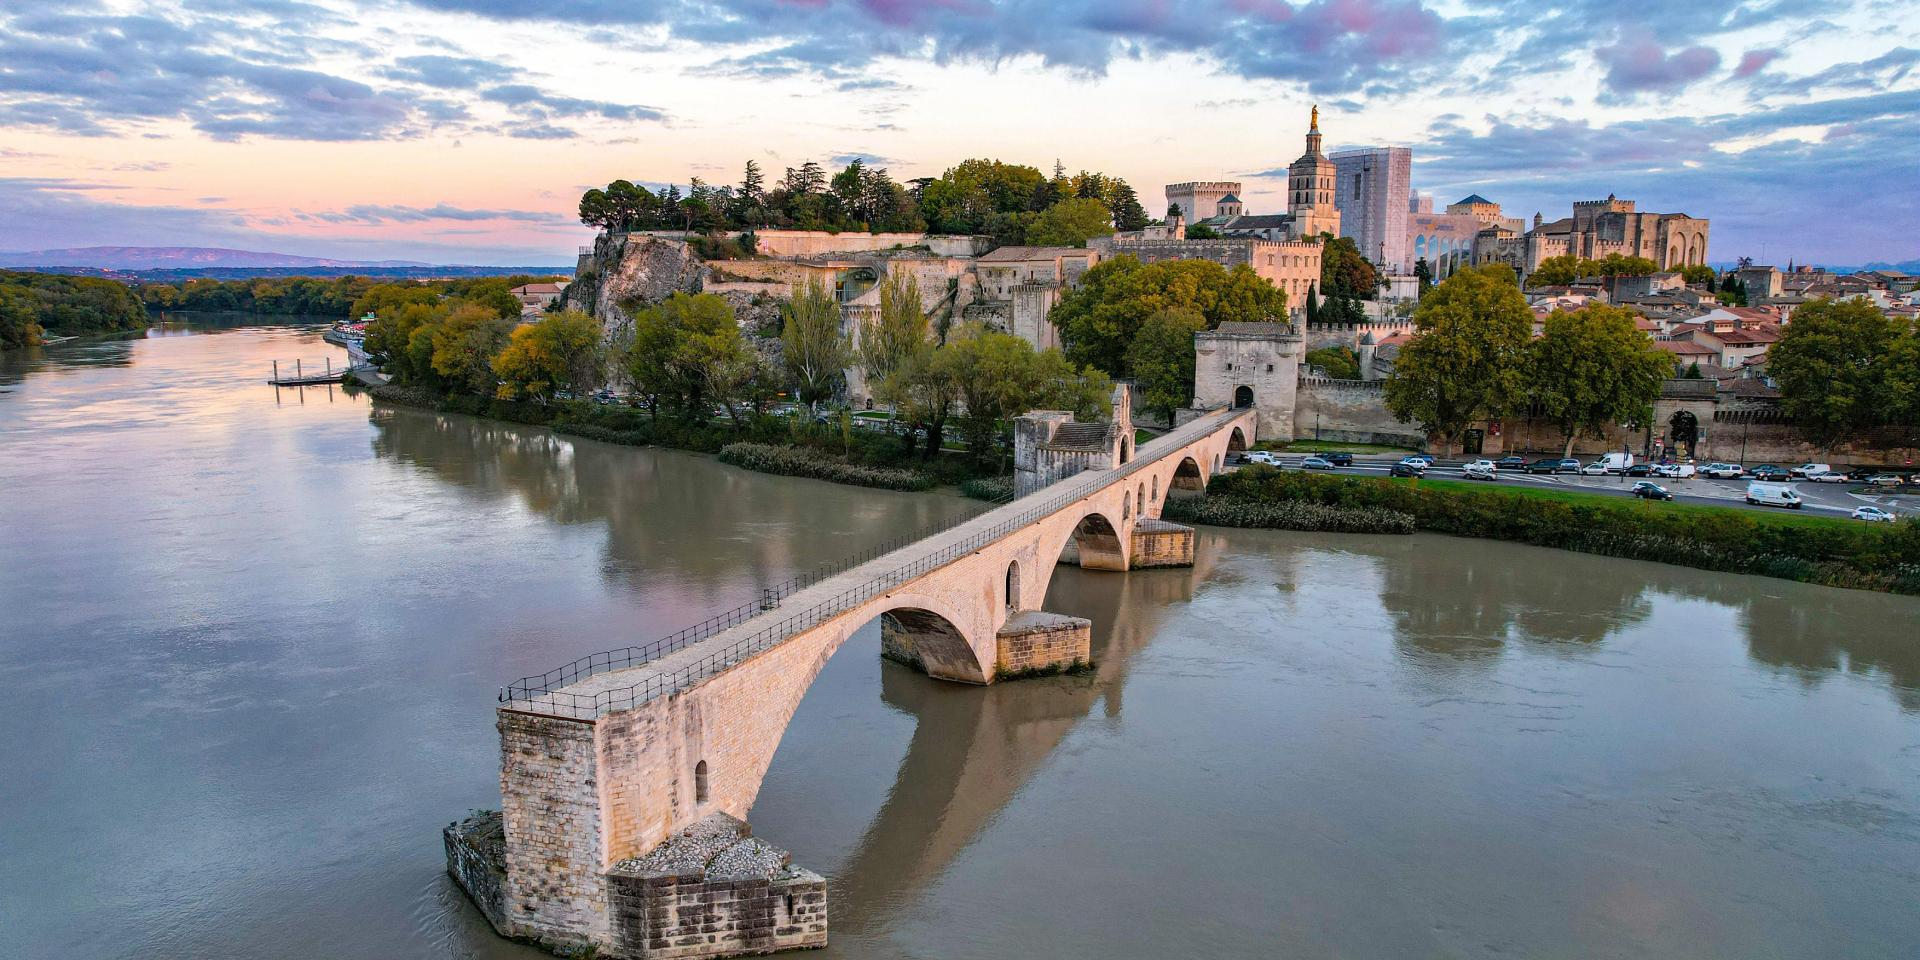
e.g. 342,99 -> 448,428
3,321 -> 1918,960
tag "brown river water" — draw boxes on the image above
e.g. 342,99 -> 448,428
2,320 -> 1917,960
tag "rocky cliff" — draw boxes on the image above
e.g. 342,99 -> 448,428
561,232 -> 709,340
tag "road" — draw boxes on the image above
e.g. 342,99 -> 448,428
1242,455 -> 1918,519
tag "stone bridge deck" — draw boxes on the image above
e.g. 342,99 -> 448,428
503,405 -> 1254,721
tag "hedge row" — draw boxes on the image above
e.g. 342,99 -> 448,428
717,442 -> 935,491
1162,494 -> 1416,534
1203,466 -> 1920,594
959,476 -> 1016,502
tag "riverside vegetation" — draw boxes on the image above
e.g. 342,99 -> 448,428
355,274 -> 1113,491
1,271 -> 147,349
1175,466 -> 1920,594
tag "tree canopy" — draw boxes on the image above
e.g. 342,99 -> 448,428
1527,304 -> 1671,456
0,271 -> 145,347
1383,264 -> 1533,453
492,311 -> 606,402
1768,297 -> 1919,448
1026,197 -> 1117,247
1051,255 -> 1288,378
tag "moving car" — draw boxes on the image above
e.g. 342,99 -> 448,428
1246,451 -> 1281,466
1702,462 -> 1745,479
1494,456 -> 1528,470
1300,456 -> 1334,470
1852,506 -> 1897,522
1626,463 -> 1653,477
1398,455 -> 1432,470
1809,470 -> 1852,483
1863,473 -> 1906,487
1651,462 -> 1697,478
1746,481 -> 1803,509
1631,481 -> 1674,501
1789,462 -> 1832,479
1749,464 -> 1789,480
1525,457 -> 1566,474
1463,460 -> 1497,481
1580,461 -> 1610,475
1390,461 -> 1427,478
1321,452 -> 1354,466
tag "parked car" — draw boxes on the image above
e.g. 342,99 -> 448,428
1810,470 -> 1852,483
1463,460 -> 1497,481
1494,456 -> 1528,470
1631,481 -> 1674,501
1580,461 -> 1610,476
1525,458 -> 1565,474
1322,452 -> 1354,466
1596,452 -> 1636,474
1789,462 -> 1832,479
1246,451 -> 1281,466
1652,462 -> 1697,479
1749,464 -> 1789,481
1702,462 -> 1745,479
1300,456 -> 1334,470
1626,463 -> 1653,477
1863,473 -> 1906,486
1746,482 -> 1804,509
1852,506 -> 1897,522
1390,461 -> 1427,478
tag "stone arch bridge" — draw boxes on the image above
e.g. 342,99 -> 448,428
451,405 -> 1254,958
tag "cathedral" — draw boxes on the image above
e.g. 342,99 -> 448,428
1177,108 -> 1342,242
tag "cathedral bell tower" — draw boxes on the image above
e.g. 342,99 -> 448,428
1285,105 -> 1340,240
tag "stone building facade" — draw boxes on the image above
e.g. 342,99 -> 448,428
1092,236 -> 1321,312
1013,385 -> 1136,498
1331,145 -> 1411,270
1164,181 -> 1242,223
1474,194 -> 1710,280
1192,322 -> 1303,438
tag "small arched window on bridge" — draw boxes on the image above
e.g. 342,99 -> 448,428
1005,561 -> 1020,612
1137,481 -> 1145,510
694,760 -> 709,804
1124,492 -> 1132,519
1151,476 -> 1158,501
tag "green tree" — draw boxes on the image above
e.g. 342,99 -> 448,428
1304,283 -> 1320,323
936,326 -> 1109,464
878,343 -> 956,459
1317,233 -> 1378,300
1527,304 -> 1671,457
858,274 -> 928,389
1383,264 -> 1533,454
1768,297 -> 1901,449
1583,253 -> 1659,279
1682,360 -> 1704,379
1305,345 -> 1360,380
1526,254 -> 1582,288
362,301 -> 440,382
493,310 -> 605,402
1108,182 -> 1150,231
681,310 -> 760,428
1126,307 -> 1206,423
1185,223 -> 1221,239
0,286 -> 43,350
781,278 -> 850,412
1677,264 -> 1716,287
1025,197 -> 1115,247
1051,255 -> 1287,378
625,292 -> 738,418
430,303 -> 516,395
1413,257 -> 1434,296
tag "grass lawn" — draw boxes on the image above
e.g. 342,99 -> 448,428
852,410 -> 893,420
1274,438 -> 1421,454
1411,477 -> 1858,530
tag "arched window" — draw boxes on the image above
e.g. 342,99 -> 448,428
694,760 -> 709,804
1152,475 -> 1159,501
1123,492 -> 1132,519
1005,561 -> 1020,612
1234,385 -> 1254,408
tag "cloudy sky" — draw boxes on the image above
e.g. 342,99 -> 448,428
1,0 -> 1914,265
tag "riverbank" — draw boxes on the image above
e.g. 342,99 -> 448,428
1174,466 -> 1920,594
352,379 -> 996,493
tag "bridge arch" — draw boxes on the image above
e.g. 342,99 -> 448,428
1228,426 -> 1248,452
1170,455 -> 1206,492
876,601 -> 991,685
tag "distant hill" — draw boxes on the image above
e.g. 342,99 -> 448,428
0,246 -> 431,269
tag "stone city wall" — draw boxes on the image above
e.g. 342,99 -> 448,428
445,811 -> 510,937
1291,377 -> 1426,448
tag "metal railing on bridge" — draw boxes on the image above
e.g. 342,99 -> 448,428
498,408 -> 1244,720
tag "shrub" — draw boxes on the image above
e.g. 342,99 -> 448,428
718,442 -> 935,491
1162,494 -> 1415,534
960,476 -> 1016,502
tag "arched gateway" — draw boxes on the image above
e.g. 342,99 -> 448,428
455,402 -> 1257,959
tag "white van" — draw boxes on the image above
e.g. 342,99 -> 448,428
1590,452 -> 1634,473
1746,482 -> 1803,509
1790,462 -> 1832,479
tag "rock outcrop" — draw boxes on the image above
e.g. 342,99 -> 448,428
562,232 -> 709,340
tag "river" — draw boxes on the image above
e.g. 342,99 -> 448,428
3,320 -> 1917,960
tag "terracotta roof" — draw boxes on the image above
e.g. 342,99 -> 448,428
1656,340 -> 1718,356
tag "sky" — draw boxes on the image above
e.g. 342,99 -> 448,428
0,0 -> 1914,266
